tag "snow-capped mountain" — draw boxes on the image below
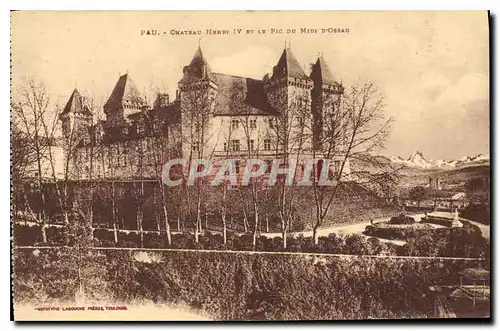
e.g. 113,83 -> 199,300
389,151 -> 489,169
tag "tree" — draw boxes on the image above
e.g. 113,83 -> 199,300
12,78 -> 66,241
269,88 -> 312,248
408,186 -> 427,211
178,80 -> 218,243
310,81 -> 399,245
465,177 -> 489,206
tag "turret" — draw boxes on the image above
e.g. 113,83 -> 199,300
59,88 -> 92,144
263,45 -> 313,151
309,55 -> 343,148
178,45 -> 219,158
104,73 -> 148,128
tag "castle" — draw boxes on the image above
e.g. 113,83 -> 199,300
59,44 -> 347,180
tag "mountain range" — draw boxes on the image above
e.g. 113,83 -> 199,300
388,151 -> 489,170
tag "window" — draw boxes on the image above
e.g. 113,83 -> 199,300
192,142 -> 200,152
264,139 -> 271,151
297,116 -> 304,126
250,119 -> 257,129
268,118 -> 275,129
249,139 -> 255,151
231,140 -> 240,152
231,119 -> 239,130
223,142 -> 227,152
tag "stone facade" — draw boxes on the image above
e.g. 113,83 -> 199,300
60,45 -> 349,180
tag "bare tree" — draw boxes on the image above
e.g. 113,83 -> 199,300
269,89 -> 312,248
310,81 -> 399,245
12,78 -> 65,241
178,83 -> 218,243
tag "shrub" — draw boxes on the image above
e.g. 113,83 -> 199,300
421,216 -> 452,227
388,214 -> 415,225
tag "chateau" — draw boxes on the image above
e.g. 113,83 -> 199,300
59,45 -> 347,180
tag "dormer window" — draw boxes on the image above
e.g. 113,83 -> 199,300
122,127 -> 129,136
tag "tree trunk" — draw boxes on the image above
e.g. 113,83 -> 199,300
266,215 -> 269,233
252,206 -> 259,250
205,209 -> 208,230
194,226 -> 199,243
282,229 -> 287,249
41,224 -> 47,243
313,224 -> 320,245
195,197 -> 201,243
163,205 -> 172,246
111,182 -> 118,244
221,207 -> 227,245
243,209 -> 248,233
177,217 -> 181,232
222,213 -> 227,245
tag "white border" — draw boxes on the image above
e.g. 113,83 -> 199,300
3,1 -> 498,329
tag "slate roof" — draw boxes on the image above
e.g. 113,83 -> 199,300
271,47 -> 309,81
212,73 -> 276,116
180,45 -> 214,83
104,74 -> 147,110
60,88 -> 92,116
310,56 -> 339,86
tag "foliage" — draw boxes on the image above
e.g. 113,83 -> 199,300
13,247 -> 487,320
388,213 -> 415,225
408,186 -> 427,206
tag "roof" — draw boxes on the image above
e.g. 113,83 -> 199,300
271,47 -> 309,81
180,45 -> 214,83
60,88 -> 92,116
212,73 -> 276,116
310,56 -> 339,86
460,268 -> 490,281
104,74 -> 147,110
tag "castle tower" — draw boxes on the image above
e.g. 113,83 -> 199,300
104,73 -> 148,129
59,88 -> 92,145
309,55 -> 343,149
263,45 -> 313,151
178,45 -> 219,157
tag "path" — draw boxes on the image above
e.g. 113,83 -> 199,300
260,214 -> 426,246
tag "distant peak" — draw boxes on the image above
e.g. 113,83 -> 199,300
408,151 -> 425,161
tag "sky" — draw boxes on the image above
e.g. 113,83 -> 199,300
11,11 -> 490,160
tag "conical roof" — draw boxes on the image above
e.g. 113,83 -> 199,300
105,74 -> 146,109
60,88 -> 92,116
271,47 -> 309,80
181,45 -> 214,82
310,56 -> 337,85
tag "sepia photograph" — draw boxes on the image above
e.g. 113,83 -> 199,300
10,11 -> 490,321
